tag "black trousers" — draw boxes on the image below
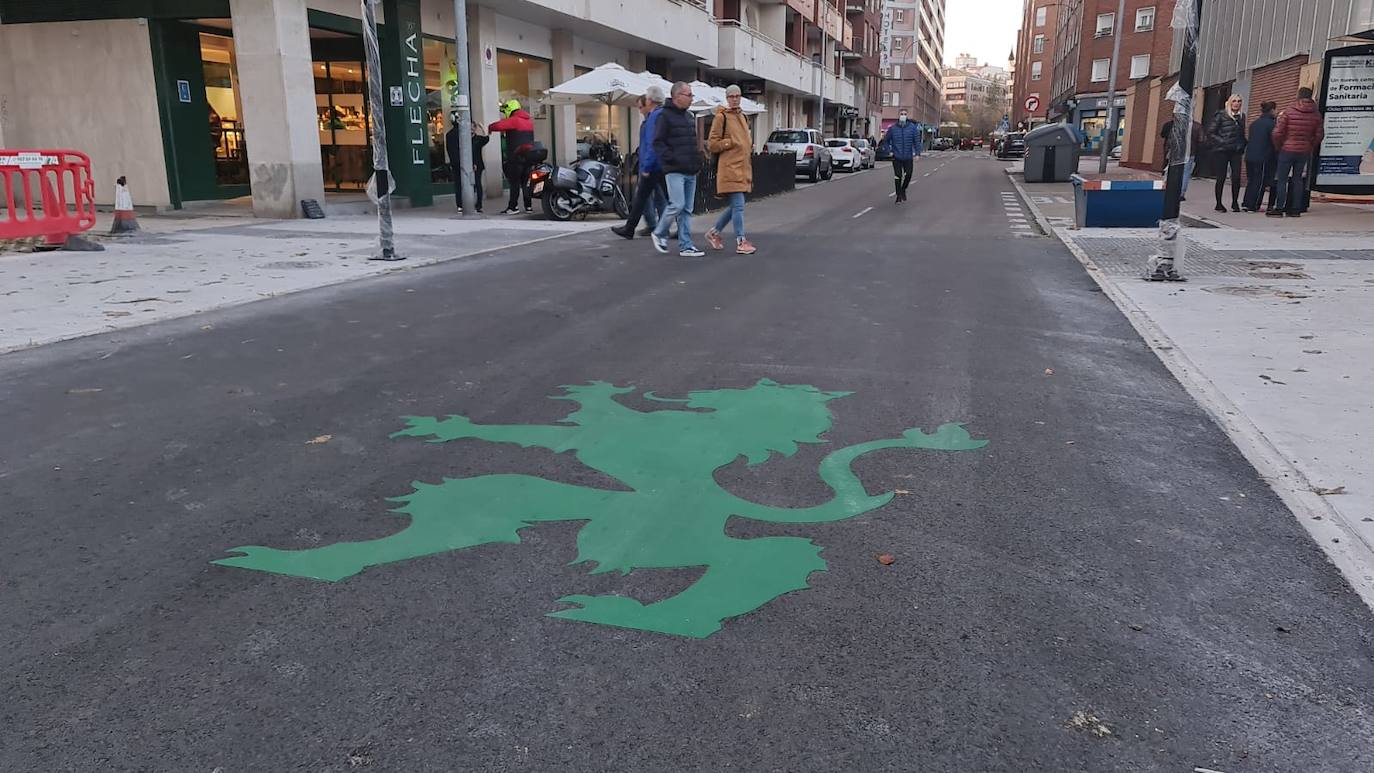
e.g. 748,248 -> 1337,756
1214,150 -> 1243,206
503,159 -> 532,210
893,158 -> 914,196
622,171 -> 666,232
1242,158 -> 1275,211
452,166 -> 483,211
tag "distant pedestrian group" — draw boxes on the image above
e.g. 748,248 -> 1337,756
612,80 -> 757,258
1190,86 -> 1324,218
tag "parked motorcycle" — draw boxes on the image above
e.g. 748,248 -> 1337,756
529,157 -> 629,222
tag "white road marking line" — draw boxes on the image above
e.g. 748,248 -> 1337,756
852,206 -> 874,218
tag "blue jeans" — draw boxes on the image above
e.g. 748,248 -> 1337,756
646,182 -> 667,230
1273,151 -> 1310,214
712,191 -> 745,240
654,171 -> 697,251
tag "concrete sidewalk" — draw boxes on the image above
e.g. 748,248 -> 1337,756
1010,170 -> 1374,609
0,209 -> 602,353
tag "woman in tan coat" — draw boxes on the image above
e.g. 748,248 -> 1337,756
704,85 -> 757,255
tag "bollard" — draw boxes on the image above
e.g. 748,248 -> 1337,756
110,176 -> 140,235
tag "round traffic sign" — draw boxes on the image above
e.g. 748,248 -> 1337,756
1025,96 -> 1040,113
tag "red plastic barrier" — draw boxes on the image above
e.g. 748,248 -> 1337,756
0,149 -> 97,246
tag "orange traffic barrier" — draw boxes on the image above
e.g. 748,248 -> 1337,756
0,149 -> 97,248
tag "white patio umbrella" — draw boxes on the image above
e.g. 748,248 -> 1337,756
544,62 -> 650,107
687,81 -> 767,115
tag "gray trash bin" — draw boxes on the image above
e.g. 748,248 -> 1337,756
1024,124 -> 1079,183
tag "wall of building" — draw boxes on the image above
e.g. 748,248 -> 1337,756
1193,0 -> 1374,88
0,20 -> 172,208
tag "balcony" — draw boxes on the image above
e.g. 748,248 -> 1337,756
715,20 -> 858,102
517,0 -> 719,65
841,45 -> 880,77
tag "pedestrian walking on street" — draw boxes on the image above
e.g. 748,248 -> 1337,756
1242,101 -> 1279,212
612,88 -> 668,240
1207,94 -> 1248,212
704,84 -> 756,255
1269,87 -> 1325,218
881,109 -> 922,203
488,99 -> 538,215
651,81 -> 705,258
448,116 -> 488,214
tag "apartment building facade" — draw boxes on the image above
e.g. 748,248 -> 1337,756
1012,0 -> 1061,127
1047,0 -> 1174,153
0,0 -> 864,218
878,0 -> 947,132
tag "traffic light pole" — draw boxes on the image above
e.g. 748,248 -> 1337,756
1148,0 -> 1204,282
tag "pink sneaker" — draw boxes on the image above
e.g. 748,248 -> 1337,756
735,238 -> 757,255
704,228 -> 724,251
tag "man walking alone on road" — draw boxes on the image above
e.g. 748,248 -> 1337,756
704,84 -> 756,255
1269,87 -> 1325,218
651,81 -> 705,258
612,87 -> 668,240
880,109 -> 922,203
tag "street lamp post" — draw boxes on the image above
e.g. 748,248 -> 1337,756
361,0 -> 400,260
451,0 -> 477,217
1148,0 -> 1204,282
1098,0 -> 1127,173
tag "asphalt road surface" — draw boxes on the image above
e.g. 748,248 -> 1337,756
4,154 -> 1373,772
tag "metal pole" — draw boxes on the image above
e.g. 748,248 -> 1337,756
1148,0 -> 1203,282
1098,0 -> 1127,173
452,0 -> 478,216
362,0 -> 400,260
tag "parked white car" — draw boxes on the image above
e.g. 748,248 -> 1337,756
764,128 -> 833,182
826,138 -> 871,172
825,139 -> 859,171
852,138 -> 876,168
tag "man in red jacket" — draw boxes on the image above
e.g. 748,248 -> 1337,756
1268,87 -> 1324,217
488,99 -> 538,214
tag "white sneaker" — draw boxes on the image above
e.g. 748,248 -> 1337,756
500,207 -> 520,215
679,248 -> 705,258
651,234 -> 668,254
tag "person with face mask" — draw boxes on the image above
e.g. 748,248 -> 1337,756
879,109 -> 923,203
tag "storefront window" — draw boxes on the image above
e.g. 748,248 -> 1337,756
314,60 -> 371,190
424,38 -> 458,183
497,51 -> 554,161
572,66 -> 630,161
200,33 -> 248,188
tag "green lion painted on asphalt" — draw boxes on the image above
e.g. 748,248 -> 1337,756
214,379 -> 987,638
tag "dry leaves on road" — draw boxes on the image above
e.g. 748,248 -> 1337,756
305,435 -> 333,445
877,554 -> 896,566
1065,710 -> 1112,738
1044,368 -> 1055,376
1312,486 -> 1347,496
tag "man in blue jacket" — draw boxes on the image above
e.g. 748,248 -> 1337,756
612,86 -> 669,239
880,109 -> 923,202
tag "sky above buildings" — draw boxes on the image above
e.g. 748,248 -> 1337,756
943,0 -> 1023,69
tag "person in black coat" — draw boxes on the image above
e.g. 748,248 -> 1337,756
1206,94 -> 1248,212
649,81 -> 706,257
1242,101 -> 1278,212
446,117 -> 489,213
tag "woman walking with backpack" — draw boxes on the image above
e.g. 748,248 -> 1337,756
703,85 -> 757,255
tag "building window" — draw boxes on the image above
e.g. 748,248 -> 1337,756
1136,6 -> 1156,31
890,91 -> 901,106
1033,35 -> 1044,54
1096,13 -> 1115,36
1031,61 -> 1042,80
892,64 -> 901,79
894,9 -> 905,23
1091,58 -> 1110,81
1035,6 -> 1047,26
882,92 -> 890,106
1130,54 -> 1150,79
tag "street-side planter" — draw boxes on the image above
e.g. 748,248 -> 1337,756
1071,173 -> 1166,228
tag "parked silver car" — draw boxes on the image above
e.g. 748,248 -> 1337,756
764,128 -> 833,182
